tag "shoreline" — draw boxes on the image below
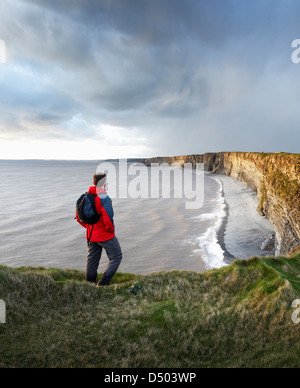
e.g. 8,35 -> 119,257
216,179 -> 236,264
214,173 -> 276,261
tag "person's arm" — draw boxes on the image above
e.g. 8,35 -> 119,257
75,211 -> 87,229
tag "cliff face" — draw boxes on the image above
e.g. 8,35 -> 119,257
142,153 -> 300,256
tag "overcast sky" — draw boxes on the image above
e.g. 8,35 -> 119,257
0,0 -> 299,159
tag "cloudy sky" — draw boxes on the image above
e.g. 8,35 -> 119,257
0,0 -> 299,160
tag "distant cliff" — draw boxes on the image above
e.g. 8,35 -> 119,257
141,153 -> 300,256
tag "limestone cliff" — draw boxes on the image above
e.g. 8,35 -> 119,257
142,153 -> 300,256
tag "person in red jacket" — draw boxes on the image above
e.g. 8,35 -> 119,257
76,173 -> 123,286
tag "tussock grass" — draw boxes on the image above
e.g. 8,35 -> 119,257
0,256 -> 300,368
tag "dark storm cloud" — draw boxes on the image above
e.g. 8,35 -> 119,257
0,0 -> 300,155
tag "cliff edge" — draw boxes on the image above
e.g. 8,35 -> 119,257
142,153 -> 300,256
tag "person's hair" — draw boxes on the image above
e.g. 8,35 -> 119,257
93,173 -> 107,187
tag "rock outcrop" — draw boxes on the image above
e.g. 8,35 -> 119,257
141,153 -> 300,256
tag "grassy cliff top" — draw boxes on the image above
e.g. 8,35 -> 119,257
1,253 -> 300,368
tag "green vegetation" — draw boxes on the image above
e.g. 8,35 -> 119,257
258,184 -> 268,211
269,169 -> 300,201
0,254 -> 300,368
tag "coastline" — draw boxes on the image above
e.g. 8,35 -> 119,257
215,174 -> 276,260
216,178 -> 236,264
142,153 -> 300,256
197,173 -> 235,270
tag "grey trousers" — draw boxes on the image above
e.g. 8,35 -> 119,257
86,237 -> 123,286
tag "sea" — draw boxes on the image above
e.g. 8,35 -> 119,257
0,160 -> 275,274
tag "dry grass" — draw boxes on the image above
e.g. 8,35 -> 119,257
0,255 -> 300,368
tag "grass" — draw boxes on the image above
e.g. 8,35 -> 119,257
0,255 -> 300,368
269,170 -> 300,202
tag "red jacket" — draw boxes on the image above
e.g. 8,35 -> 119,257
76,186 -> 115,242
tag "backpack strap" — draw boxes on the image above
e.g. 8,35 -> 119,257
87,194 -> 101,242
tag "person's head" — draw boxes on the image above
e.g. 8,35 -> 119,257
93,173 -> 107,188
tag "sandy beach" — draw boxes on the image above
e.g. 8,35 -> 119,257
214,174 -> 276,261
